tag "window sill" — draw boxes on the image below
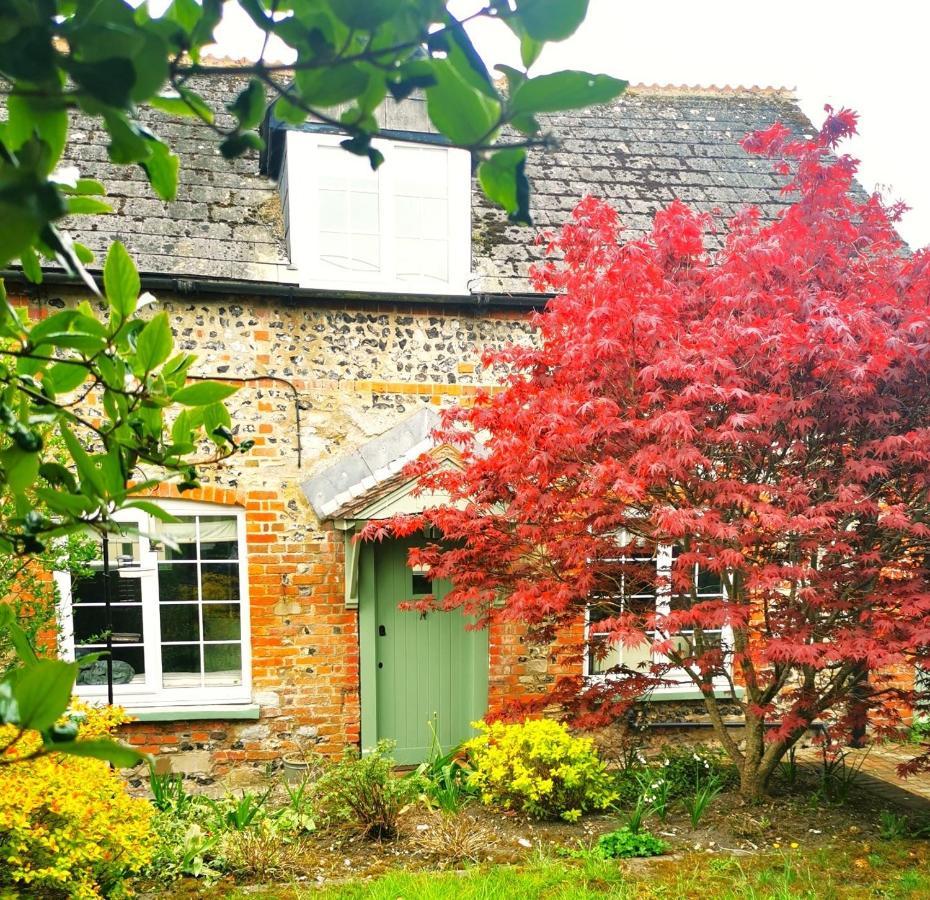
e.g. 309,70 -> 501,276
646,687 -> 745,702
124,704 -> 261,723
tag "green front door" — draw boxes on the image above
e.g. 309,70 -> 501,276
358,538 -> 488,765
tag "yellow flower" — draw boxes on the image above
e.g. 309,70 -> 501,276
0,703 -> 154,898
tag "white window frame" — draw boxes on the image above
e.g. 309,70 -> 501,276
584,541 -> 735,696
284,130 -> 472,295
56,500 -> 252,709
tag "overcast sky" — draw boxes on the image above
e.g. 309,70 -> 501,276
196,0 -> 928,248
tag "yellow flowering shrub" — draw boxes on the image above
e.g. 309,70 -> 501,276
464,718 -> 618,821
0,701 -> 155,899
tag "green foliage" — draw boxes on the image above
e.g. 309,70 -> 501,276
0,530 -> 95,675
206,786 -> 274,831
0,243 -> 247,556
815,746 -> 869,804
464,718 -> 618,821
908,717 -> 930,744
595,826 -> 668,859
0,1 -> 622,270
149,764 -> 196,815
681,775 -> 724,828
408,720 -> 475,813
878,809 -> 909,841
0,604 -> 143,767
0,703 -> 155,898
315,740 -> 418,839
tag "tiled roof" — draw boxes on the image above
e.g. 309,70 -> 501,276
54,67 -> 815,296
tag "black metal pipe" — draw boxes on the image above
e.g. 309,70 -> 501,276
101,534 -> 114,707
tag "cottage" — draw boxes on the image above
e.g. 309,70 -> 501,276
7,68 -> 846,778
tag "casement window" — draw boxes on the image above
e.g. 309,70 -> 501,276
283,130 -> 471,294
57,501 -> 251,708
586,535 -> 733,693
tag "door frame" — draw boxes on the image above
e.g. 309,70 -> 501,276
357,538 -> 489,755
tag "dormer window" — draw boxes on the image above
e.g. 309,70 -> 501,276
283,131 -> 471,295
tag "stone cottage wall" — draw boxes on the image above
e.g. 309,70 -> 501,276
12,286 -> 561,782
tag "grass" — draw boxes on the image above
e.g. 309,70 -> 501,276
231,841 -> 930,900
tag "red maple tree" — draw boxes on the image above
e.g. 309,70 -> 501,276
367,108 -> 930,799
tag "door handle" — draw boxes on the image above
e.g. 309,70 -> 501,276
378,625 -> 386,636
378,661 -> 383,668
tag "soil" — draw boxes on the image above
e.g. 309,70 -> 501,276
137,771 -> 928,897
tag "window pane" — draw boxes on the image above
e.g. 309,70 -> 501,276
72,570 -> 142,605
203,603 -> 241,641
160,603 -> 201,642
204,643 -> 242,685
75,646 -> 145,685
351,234 -> 380,271
395,146 -> 447,195
162,645 -> 201,688
199,518 -> 239,560
396,237 -> 448,283
321,232 -> 381,273
158,563 -> 199,603
697,567 -> 723,595
153,517 -> 198,560
319,189 -> 347,231
73,603 -> 143,645
589,637 -> 652,676
350,191 -> 379,233
201,563 -> 239,603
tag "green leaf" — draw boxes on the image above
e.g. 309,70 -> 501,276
515,0 -> 590,42
124,499 -> 179,522
0,446 -> 40,494
151,88 -> 214,124
44,361 -> 88,395
219,132 -> 264,160
20,246 -> 42,284
295,64 -> 370,108
0,607 -> 38,666
67,57 -> 136,107
70,179 -> 107,197
103,241 -> 139,322
6,93 -> 69,169
330,0 -> 397,28
520,33 -> 543,69
60,424 -> 106,497
35,487 -> 94,516
511,71 -> 627,115
173,380 -> 238,406
227,78 -> 266,131
478,148 -> 531,224
426,60 -> 499,146
66,197 -> 112,215
134,311 -> 173,374
47,738 -> 146,768
12,659 -> 76,731
273,95 -> 308,126
141,139 -> 180,201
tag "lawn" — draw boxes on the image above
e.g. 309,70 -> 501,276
226,842 -> 930,899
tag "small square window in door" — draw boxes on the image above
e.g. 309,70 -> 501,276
411,571 -> 432,595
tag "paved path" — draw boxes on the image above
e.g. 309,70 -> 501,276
798,745 -> 930,814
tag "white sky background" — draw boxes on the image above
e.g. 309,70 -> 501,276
194,0 -> 929,248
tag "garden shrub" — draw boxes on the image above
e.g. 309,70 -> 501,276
611,743 -> 737,811
464,718 -> 618,821
315,740 -> 418,839
0,702 -> 155,899
595,826 -> 667,859
656,743 -> 737,797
